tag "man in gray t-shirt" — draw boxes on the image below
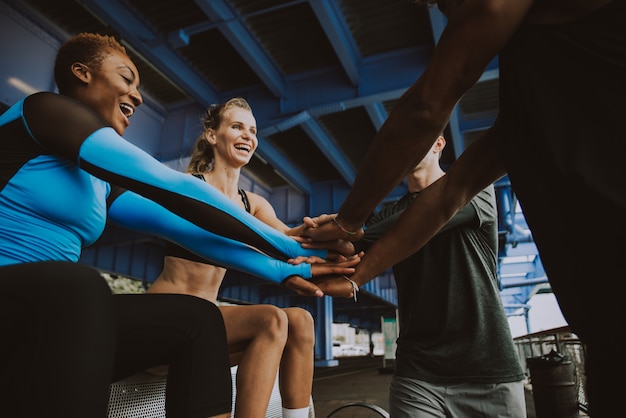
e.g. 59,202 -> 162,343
355,136 -> 526,417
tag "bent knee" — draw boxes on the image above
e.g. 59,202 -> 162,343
284,308 -> 315,345
257,305 -> 289,343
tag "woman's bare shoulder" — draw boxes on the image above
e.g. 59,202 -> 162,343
246,191 -> 271,212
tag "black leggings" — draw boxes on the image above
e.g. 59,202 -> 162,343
0,261 -> 232,418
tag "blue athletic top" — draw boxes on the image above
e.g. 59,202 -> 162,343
0,92 -> 325,283
164,174 -> 252,265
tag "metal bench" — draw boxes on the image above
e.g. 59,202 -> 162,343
107,366 -> 313,417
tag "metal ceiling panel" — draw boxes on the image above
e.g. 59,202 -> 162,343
10,0 -> 499,190
127,0 -> 206,33
317,106 -> 376,170
243,1 -> 340,76
340,0 -> 433,57
266,125 -> 342,182
180,29 -> 263,91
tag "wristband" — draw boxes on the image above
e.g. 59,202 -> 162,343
342,275 -> 359,302
333,216 -> 360,235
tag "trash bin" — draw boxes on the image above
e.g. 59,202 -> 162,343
527,349 -> 578,418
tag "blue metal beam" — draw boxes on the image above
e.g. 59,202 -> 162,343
504,242 -> 540,258
300,116 -> 356,185
364,102 -> 388,131
193,0 -> 287,98
84,0 -> 431,167
428,6 -> 447,43
255,46 -> 431,130
427,7 -> 501,159
309,0 -> 361,85
360,273 -> 398,306
427,7 -> 469,158
458,113 -> 498,133
501,276 -> 549,289
81,0 -> 220,106
255,134 -> 314,195
447,107 -> 465,159
315,297 -> 339,366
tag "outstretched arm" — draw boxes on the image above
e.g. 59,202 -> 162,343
23,92 -> 326,263
316,123 -> 507,297
304,0 -> 532,241
107,190 -> 359,295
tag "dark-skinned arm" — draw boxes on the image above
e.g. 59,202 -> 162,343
315,121 -> 507,297
305,0 -> 533,241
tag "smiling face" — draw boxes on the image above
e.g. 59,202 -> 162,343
208,107 -> 258,168
72,49 -> 143,135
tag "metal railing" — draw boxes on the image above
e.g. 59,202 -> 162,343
513,326 -> 588,413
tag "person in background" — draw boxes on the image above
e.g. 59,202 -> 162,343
309,136 -> 526,417
0,32 -> 356,417
302,1 -> 625,416
149,98 -> 326,418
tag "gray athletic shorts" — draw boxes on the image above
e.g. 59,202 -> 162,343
389,375 -> 526,417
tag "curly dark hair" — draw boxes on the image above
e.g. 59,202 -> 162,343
54,32 -> 128,94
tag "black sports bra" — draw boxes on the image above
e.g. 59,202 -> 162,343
164,173 -> 251,263
191,173 -> 250,212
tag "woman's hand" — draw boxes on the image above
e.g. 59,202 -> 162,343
283,252 -> 363,298
291,235 -> 356,260
282,276 -> 325,298
288,252 -> 363,271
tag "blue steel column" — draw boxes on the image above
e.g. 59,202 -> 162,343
314,296 -> 339,367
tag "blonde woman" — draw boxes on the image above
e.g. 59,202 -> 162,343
149,98 -> 331,418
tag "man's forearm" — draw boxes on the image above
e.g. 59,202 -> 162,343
337,94 -> 446,229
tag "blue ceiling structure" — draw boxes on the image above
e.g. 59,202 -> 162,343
3,0 -> 547,335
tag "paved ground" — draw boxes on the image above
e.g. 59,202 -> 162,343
312,358 -> 393,417
311,356 -> 546,418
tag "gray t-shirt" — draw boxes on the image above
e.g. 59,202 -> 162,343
357,185 -> 524,383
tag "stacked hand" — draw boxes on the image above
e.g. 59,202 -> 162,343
283,213 -> 364,299
282,252 -> 362,297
